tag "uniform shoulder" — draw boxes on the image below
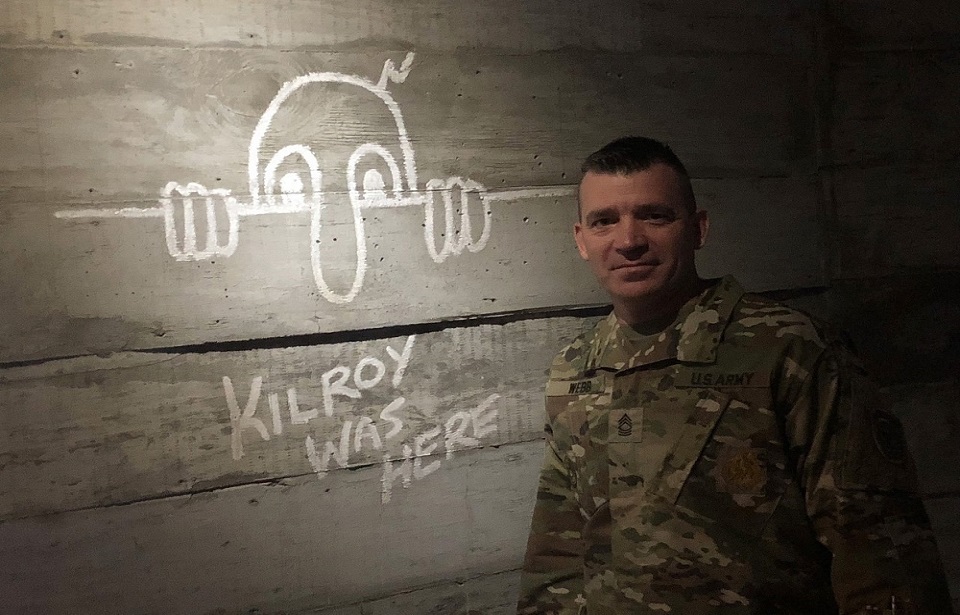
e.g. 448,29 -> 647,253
549,317 -> 607,380
728,292 -> 845,351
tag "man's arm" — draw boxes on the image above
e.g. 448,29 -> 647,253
785,341 -> 953,614
517,409 -> 586,615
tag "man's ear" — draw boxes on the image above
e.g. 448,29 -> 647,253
694,210 -> 709,249
574,222 -> 589,260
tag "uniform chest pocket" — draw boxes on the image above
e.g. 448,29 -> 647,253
648,390 -> 791,537
545,375 -> 613,515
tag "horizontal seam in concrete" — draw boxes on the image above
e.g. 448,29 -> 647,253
835,45 -> 960,55
691,173 -> 800,180
923,490 -> 960,500
0,283 -> 842,369
0,305 -> 612,369
322,567 -> 522,613
1,173 -> 820,208
822,160 -> 960,172
0,438 -> 544,523
830,267 -> 960,282
755,285 -> 830,301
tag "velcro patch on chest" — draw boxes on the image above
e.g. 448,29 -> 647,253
675,370 -> 769,388
546,376 -> 607,397
715,446 -> 768,494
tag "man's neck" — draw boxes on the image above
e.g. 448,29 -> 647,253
612,277 -> 710,336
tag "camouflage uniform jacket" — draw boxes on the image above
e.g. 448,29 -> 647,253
518,276 -> 951,615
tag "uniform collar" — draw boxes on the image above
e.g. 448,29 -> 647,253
588,276 -> 745,370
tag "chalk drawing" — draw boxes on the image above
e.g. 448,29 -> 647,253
54,53 -> 574,303
222,334 -> 502,503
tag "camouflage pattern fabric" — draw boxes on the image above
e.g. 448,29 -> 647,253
517,276 -> 951,614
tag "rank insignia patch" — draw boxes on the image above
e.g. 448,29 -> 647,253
617,413 -> 633,437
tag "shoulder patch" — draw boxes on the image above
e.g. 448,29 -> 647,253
873,408 -> 908,466
839,373 -> 918,492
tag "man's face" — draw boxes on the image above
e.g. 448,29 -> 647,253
575,165 -> 708,316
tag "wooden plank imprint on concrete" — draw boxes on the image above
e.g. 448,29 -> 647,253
832,164 -> 960,277
830,0 -> 960,51
312,569 -> 521,615
0,439 -> 543,615
829,51 -> 960,169
0,48 -> 815,205
0,47 -> 822,362
1,0 -> 813,54
0,316 -> 596,520
0,174 -> 823,363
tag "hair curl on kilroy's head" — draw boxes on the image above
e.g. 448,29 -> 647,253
579,136 -> 696,214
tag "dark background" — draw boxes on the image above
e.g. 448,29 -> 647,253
0,2 -> 957,613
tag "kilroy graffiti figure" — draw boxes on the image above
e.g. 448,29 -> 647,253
55,53 -> 572,303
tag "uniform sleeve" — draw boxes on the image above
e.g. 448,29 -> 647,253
783,342 -> 953,615
516,394 -> 586,615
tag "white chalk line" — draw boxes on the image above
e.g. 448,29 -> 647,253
53,185 -> 574,219
55,207 -> 165,219
483,186 -> 574,201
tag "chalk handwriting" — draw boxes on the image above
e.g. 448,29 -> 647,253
221,335 -> 502,503
54,53 -> 574,303
224,335 -> 416,460
378,393 -> 500,504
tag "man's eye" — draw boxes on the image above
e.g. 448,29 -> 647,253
590,217 -> 614,227
641,211 -> 675,225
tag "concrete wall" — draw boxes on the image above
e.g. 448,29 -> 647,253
0,1 -> 955,613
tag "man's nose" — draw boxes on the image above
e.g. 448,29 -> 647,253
613,217 -> 647,251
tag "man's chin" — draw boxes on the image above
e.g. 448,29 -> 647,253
609,265 -> 661,286
605,278 -> 664,301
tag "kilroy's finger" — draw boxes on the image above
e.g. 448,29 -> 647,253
452,177 -> 490,255
161,181 -> 238,261
422,176 -> 489,262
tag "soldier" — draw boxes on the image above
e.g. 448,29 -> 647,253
517,137 -> 952,614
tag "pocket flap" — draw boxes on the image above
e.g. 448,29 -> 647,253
649,389 -> 732,503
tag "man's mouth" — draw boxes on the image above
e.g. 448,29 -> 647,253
613,262 -> 657,270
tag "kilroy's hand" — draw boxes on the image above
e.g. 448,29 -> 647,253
160,181 -> 239,261
422,176 -> 490,263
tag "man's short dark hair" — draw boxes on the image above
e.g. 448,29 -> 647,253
579,136 -> 696,214
581,136 -> 689,177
